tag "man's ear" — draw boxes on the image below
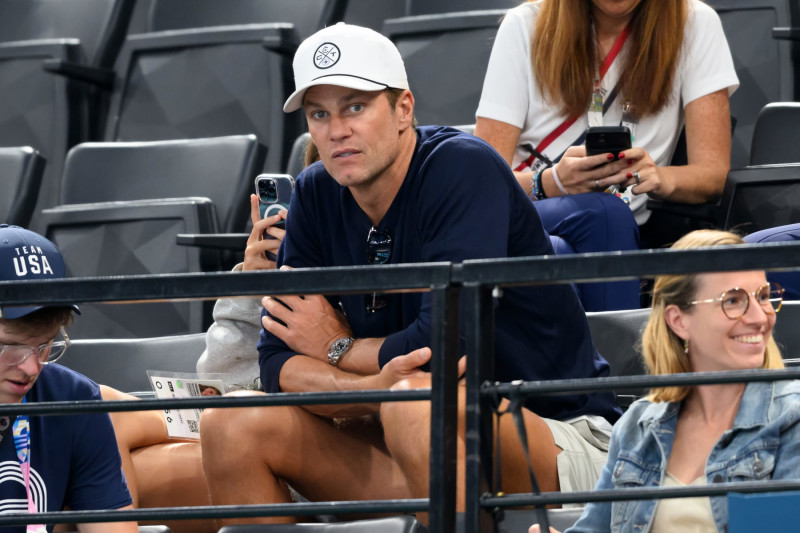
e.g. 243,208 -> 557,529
664,304 -> 689,341
396,89 -> 415,129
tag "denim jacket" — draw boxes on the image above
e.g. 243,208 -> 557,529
567,380 -> 800,533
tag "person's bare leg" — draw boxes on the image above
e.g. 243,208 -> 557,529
100,385 -> 171,505
381,377 -> 560,517
200,391 -> 412,527
100,385 -> 216,533
131,442 -> 215,533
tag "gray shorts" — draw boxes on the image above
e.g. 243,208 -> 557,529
543,416 -> 611,506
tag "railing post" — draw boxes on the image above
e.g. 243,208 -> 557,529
429,284 -> 460,533
464,283 -> 496,533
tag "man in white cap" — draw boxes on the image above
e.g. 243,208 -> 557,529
201,24 -> 620,524
0,225 -> 136,532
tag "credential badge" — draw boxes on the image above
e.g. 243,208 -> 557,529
314,42 -> 340,69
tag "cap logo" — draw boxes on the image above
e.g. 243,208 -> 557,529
314,42 -> 340,69
12,245 -> 53,277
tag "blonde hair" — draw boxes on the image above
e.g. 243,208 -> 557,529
641,230 -> 784,403
531,0 -> 687,118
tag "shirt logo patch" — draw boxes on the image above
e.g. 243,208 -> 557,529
314,43 -> 340,69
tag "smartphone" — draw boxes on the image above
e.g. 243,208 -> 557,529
255,173 -> 294,260
585,126 -> 632,160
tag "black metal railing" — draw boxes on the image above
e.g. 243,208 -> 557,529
0,242 -> 799,531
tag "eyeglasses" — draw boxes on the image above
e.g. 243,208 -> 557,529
365,226 -> 393,312
0,327 -> 70,366
689,282 -> 784,320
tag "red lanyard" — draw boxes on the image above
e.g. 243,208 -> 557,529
515,24 -> 632,172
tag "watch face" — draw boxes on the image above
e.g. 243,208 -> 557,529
332,338 -> 350,354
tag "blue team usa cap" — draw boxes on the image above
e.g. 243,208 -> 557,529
0,224 -> 80,319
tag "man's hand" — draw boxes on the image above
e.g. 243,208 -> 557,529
262,266 -> 353,361
375,348 -> 466,389
243,193 -> 287,271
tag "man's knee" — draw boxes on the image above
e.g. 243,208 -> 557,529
200,399 -> 305,459
381,376 -> 433,460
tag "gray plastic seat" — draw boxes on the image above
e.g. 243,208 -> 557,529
341,0 -> 405,30
749,102 -> 800,165
59,135 -> 266,236
218,516 -> 421,533
41,198 -> 219,339
406,0 -> 520,15
500,508 -> 584,533
104,25 -> 299,175
705,0 -> 796,167
104,0 -> 345,175
148,0 -> 345,41
0,146 -> 46,227
62,332 -> 206,395
383,10 -> 505,127
718,163 -> 800,234
0,0 -> 136,224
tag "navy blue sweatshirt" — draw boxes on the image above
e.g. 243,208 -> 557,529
259,126 -> 620,422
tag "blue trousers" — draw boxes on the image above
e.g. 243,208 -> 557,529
534,193 -> 641,311
744,224 -> 800,301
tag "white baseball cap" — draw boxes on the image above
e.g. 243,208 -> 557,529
283,22 -> 409,113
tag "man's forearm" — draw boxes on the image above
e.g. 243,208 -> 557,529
336,337 -> 384,375
277,355 -> 384,417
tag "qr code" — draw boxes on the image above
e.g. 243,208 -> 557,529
187,419 -> 199,433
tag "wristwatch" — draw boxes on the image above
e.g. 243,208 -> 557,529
327,337 -> 355,367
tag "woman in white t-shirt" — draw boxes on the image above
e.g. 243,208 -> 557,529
475,0 -> 739,249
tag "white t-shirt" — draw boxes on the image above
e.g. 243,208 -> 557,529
475,0 -> 739,225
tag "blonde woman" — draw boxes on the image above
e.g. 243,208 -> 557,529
533,230 -> 800,532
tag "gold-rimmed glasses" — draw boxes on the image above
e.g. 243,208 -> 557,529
689,282 -> 784,320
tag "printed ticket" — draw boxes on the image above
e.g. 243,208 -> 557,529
147,371 -> 227,440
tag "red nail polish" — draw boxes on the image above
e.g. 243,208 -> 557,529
627,159 -> 634,166
606,153 -> 614,160
626,172 -> 633,179
619,152 -> 626,159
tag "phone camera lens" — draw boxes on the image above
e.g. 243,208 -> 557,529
266,181 -> 277,202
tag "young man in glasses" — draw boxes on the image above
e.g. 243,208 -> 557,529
0,224 -> 136,532
201,24 -> 621,524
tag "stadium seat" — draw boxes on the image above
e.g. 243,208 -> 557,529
0,0 -> 135,60
58,135 -> 265,238
0,0 -> 136,224
647,160 -> 800,239
40,198 -> 219,339
0,146 -> 46,227
705,0 -> 796,167
383,10 -> 506,126
500,508 -> 584,533
406,0 -> 520,15
62,526 -> 172,533
62,333 -> 207,396
147,0 -> 346,40
717,163 -> 800,233
104,25 -> 299,176
217,516 -> 421,532
749,102 -> 800,165
102,0 -> 347,175
342,0 -> 406,30
286,132 -> 312,179
586,308 -> 650,405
